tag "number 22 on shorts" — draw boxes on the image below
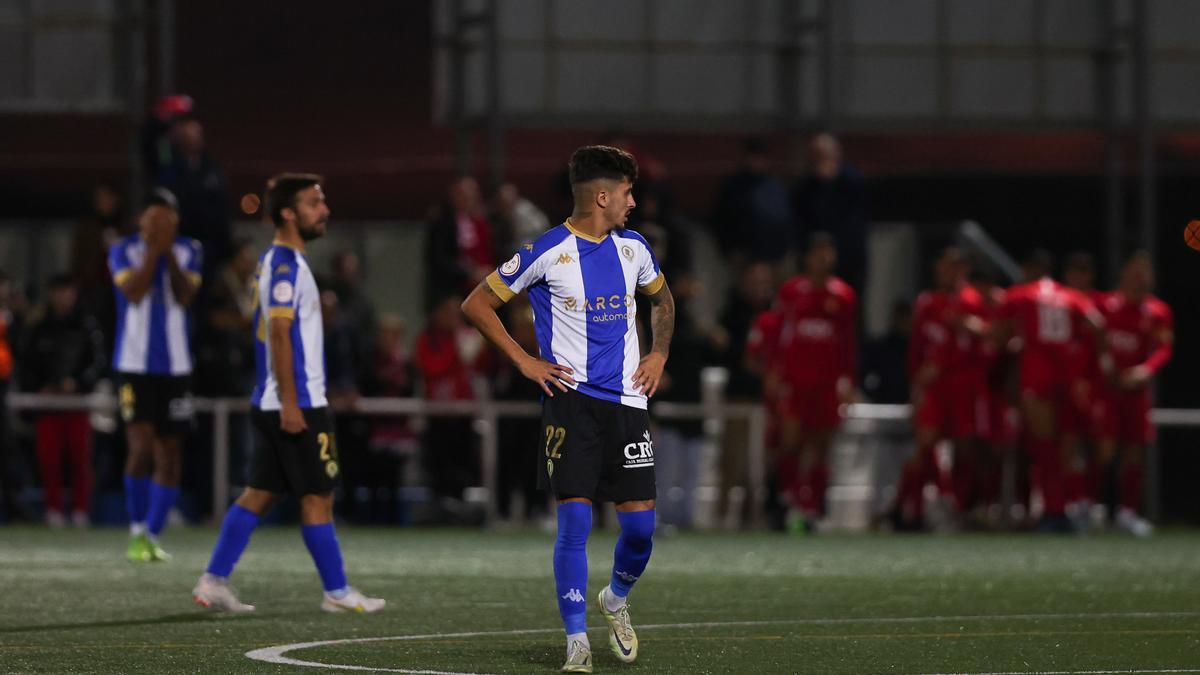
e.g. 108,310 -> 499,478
544,425 -> 565,458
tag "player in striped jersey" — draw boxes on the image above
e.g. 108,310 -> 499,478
110,189 -> 201,562
192,174 -> 383,614
463,146 -> 675,673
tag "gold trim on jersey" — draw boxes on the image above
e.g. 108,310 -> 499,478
637,273 -> 666,296
564,219 -> 608,244
486,271 -> 515,302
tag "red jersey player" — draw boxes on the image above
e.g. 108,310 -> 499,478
996,250 -> 1106,532
895,247 -> 980,528
1094,251 -> 1173,536
1062,252 -> 1108,521
769,233 -> 857,528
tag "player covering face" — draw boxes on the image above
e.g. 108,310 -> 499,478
192,174 -> 383,614
462,145 -> 675,673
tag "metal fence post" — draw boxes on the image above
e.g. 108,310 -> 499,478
212,399 -> 230,523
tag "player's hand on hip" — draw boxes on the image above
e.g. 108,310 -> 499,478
633,352 -> 667,397
518,356 -> 575,397
280,404 -> 308,434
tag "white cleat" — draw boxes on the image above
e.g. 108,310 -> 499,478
1116,508 -> 1154,538
561,638 -> 593,673
597,587 -> 638,663
320,587 -> 385,614
192,575 -> 256,613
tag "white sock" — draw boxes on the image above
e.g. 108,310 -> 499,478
129,522 -> 146,537
566,632 -> 589,654
201,572 -> 227,585
601,585 -> 626,613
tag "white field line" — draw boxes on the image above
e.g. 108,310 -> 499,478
245,611 -> 1200,674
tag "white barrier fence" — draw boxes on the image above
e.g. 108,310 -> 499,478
7,392 -> 1194,526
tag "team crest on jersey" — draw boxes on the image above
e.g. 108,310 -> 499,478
621,245 -> 634,262
500,253 -> 521,276
272,280 -> 294,303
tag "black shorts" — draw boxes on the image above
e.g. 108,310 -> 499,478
117,373 -> 194,437
538,389 -> 656,503
249,407 -> 339,496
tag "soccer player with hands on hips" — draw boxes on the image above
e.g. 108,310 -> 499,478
192,174 -> 383,614
462,146 -> 675,673
110,188 -> 201,563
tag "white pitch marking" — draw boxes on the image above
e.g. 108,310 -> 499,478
245,611 -> 1200,674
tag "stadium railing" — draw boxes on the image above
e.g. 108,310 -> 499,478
6,392 -> 1186,527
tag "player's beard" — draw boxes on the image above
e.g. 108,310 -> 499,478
298,218 -> 326,241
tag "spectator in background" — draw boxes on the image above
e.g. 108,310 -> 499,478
711,137 -> 794,270
321,288 -> 361,407
860,300 -> 912,404
425,176 -> 496,305
70,182 -> 126,343
713,262 -> 775,525
492,182 -> 550,255
328,251 -> 377,388
0,270 -> 28,521
794,133 -> 869,293
155,115 -> 232,278
416,293 -> 486,507
20,275 -> 107,527
491,300 -> 545,522
635,191 -> 694,278
142,94 -> 194,186
654,274 -> 716,530
195,238 -> 258,396
355,314 -> 416,523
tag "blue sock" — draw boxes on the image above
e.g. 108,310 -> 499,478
205,505 -> 260,578
554,502 -> 592,635
146,482 -> 180,537
124,475 -> 150,525
611,510 -> 655,598
301,523 -> 348,593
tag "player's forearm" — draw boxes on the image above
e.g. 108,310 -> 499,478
120,255 -> 160,303
269,322 -> 300,408
461,287 -> 532,367
647,285 -> 675,357
166,255 -> 198,307
1141,341 -> 1173,375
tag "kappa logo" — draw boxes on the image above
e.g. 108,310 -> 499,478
623,430 -> 654,468
561,588 -> 585,603
555,252 -> 575,265
614,569 -> 638,584
524,243 -> 534,251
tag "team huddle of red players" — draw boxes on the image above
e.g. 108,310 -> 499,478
749,237 -> 1172,535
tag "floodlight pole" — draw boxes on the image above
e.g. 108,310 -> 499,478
123,0 -> 148,212
157,0 -> 176,97
1097,0 -> 1123,287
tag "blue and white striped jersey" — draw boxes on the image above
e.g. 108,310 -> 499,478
486,221 -> 665,409
250,243 -> 327,411
109,234 -> 203,376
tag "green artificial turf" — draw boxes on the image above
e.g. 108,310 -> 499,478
2,526 -> 1199,673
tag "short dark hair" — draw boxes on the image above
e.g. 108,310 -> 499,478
264,173 -> 323,227
568,145 -> 637,186
1064,251 -> 1095,274
47,273 -> 75,290
143,187 -> 178,212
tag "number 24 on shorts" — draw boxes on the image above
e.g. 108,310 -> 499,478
544,425 -> 565,458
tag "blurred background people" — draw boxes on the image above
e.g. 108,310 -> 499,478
20,274 -> 107,526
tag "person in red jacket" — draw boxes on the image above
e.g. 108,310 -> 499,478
895,247 -> 976,528
1062,252 -> 1108,525
996,250 -> 1106,532
769,233 -> 856,529
1094,251 -> 1172,536
416,293 -> 488,504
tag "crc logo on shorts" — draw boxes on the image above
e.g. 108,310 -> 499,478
623,430 -> 654,468
325,461 -> 339,478
500,253 -> 521,276
272,280 -> 294,304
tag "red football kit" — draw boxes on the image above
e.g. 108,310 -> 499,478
773,274 -> 857,431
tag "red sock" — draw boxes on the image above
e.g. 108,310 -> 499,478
1120,461 -> 1144,512
35,416 -> 64,513
1032,438 -> 1065,516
